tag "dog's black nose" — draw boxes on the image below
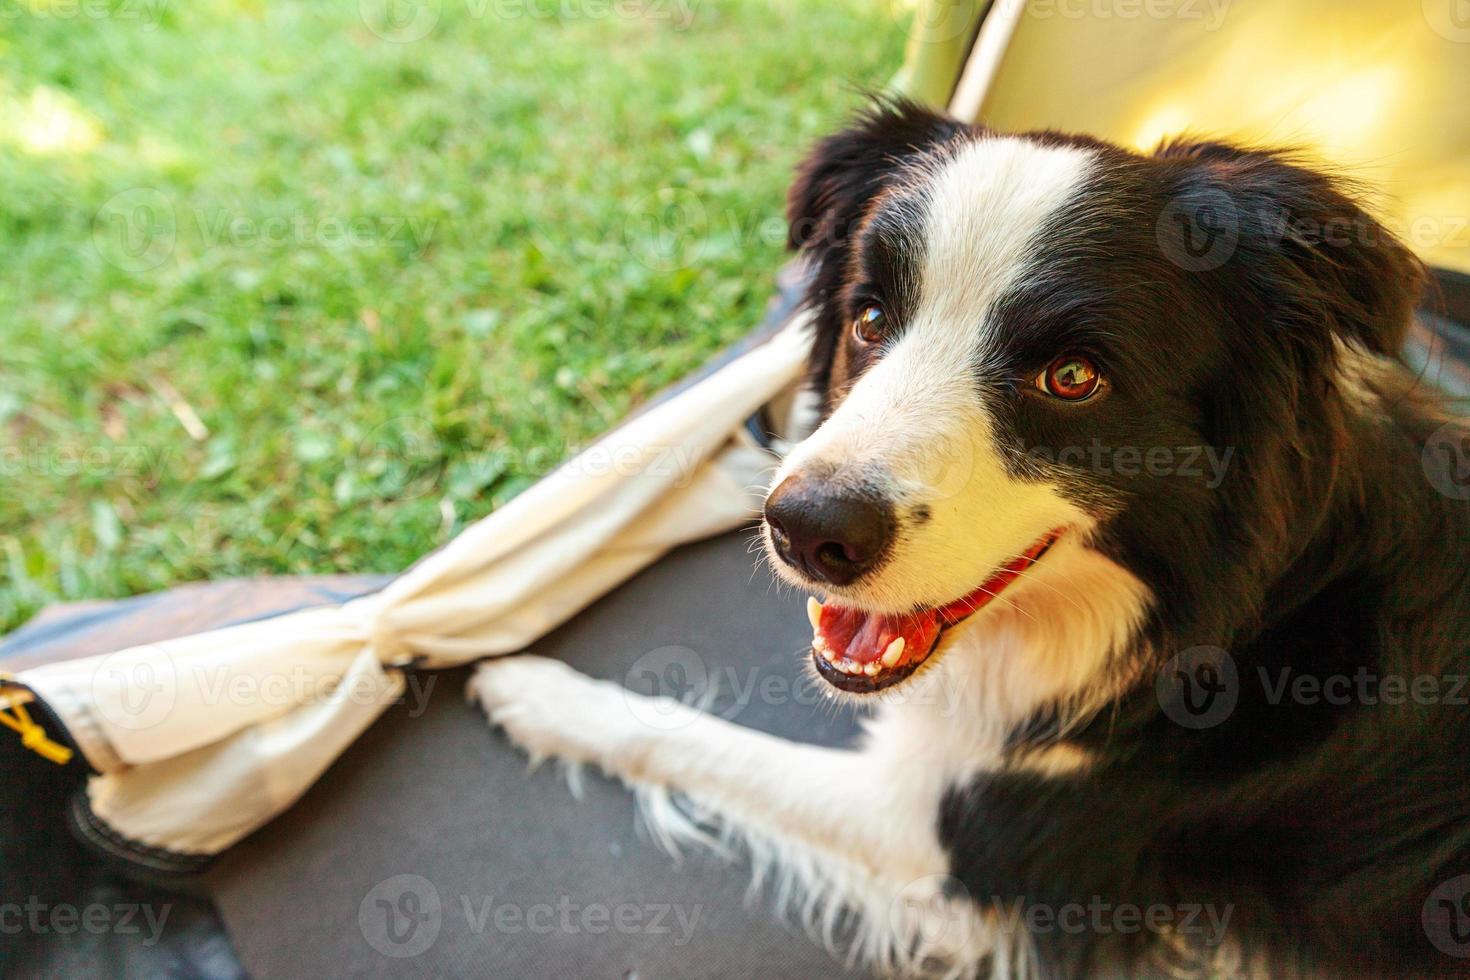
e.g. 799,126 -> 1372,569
764,475 -> 894,586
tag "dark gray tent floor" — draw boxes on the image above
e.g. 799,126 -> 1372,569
2,532 -> 872,980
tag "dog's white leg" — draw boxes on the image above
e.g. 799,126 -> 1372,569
469,655 -> 996,976
469,655 -> 941,876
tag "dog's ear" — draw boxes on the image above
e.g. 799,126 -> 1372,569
1157,141 -> 1428,560
787,99 -> 965,399
1154,139 -> 1425,360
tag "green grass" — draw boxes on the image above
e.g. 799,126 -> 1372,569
0,0 -> 909,633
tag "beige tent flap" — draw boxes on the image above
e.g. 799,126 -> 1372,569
979,0 -> 1470,274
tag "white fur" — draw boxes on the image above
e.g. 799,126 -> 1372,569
921,535 -> 1153,735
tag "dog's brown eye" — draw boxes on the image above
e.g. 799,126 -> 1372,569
852,304 -> 886,345
1037,356 -> 1102,401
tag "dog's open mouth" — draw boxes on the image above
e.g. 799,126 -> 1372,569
807,531 -> 1062,693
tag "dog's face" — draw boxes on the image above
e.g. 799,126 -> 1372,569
763,101 -> 1420,702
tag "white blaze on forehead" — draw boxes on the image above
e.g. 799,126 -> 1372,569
912,136 -> 1097,347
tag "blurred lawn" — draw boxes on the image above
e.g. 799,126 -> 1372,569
0,0 -> 908,633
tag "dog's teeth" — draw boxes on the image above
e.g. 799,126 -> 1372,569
807,596 -> 823,630
881,637 -> 906,668
864,662 -> 881,676
841,659 -> 861,674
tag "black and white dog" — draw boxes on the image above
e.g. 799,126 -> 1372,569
473,100 -> 1470,978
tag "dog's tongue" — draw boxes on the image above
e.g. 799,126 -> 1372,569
809,534 -> 1060,677
813,603 -> 941,669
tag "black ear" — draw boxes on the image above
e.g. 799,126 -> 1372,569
787,99 -> 966,395
1154,139 -> 1426,360
1155,142 -> 1429,566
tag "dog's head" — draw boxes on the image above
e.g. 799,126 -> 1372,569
763,100 -> 1422,706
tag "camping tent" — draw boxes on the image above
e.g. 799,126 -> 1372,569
4,2 -> 1468,976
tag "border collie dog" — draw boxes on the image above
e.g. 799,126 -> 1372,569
474,101 -> 1470,978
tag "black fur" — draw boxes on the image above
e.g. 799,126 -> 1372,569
790,102 -> 1470,977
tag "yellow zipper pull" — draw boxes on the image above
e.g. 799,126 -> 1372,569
0,675 -> 75,766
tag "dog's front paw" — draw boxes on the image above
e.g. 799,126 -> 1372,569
469,655 -> 644,771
